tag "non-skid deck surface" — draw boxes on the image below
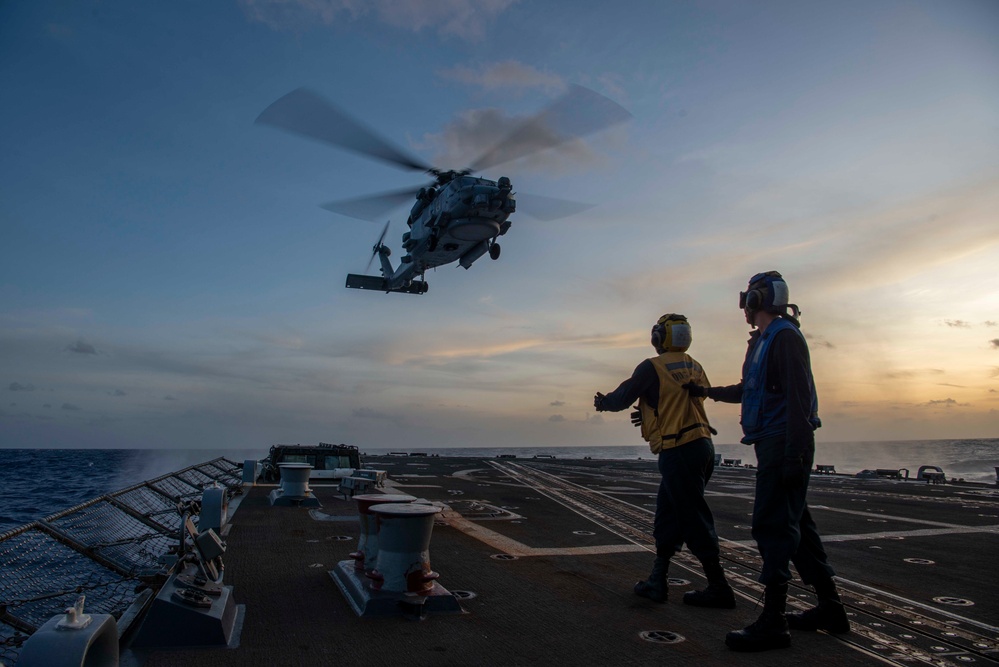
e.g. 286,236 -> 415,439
138,457 -> 999,666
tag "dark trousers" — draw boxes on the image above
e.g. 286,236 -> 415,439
752,435 -> 836,586
654,437 -> 721,564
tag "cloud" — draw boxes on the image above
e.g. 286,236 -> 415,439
991,339 -> 999,349
417,107 -> 603,172
985,321 -> 997,327
921,398 -> 969,408
61,403 -> 81,411
109,389 -> 127,396
163,395 -> 177,401
803,333 -> 835,349
9,382 -> 35,392
67,339 -> 97,355
415,84 -> 630,173
438,61 -> 565,93
944,319 -> 972,328
885,369 -> 944,379
239,0 -> 516,40
550,400 -> 565,406
548,414 -> 565,422
585,413 -> 604,425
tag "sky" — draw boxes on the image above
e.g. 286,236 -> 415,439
2,0 -> 998,452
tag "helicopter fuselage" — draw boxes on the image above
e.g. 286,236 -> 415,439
372,174 -> 515,292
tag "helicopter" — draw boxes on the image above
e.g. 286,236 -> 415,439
256,85 -> 631,294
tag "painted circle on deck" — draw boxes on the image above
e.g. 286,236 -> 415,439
573,530 -> 596,536
491,553 -> 518,560
933,596 -> 974,607
903,558 -> 935,565
639,630 -> 685,644
667,578 -> 690,586
451,590 -> 477,599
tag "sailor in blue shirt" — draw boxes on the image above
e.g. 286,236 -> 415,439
684,271 -> 849,651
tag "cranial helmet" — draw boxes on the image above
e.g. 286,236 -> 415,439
651,313 -> 692,353
739,271 -> 793,314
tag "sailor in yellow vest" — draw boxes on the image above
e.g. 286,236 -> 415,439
594,314 -> 735,608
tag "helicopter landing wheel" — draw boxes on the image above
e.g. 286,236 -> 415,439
489,243 -> 501,260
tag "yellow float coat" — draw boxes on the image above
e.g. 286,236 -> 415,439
639,352 -> 713,454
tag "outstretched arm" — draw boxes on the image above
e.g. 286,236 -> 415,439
595,360 -> 657,412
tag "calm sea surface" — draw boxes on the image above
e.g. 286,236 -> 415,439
1,440 -> 996,533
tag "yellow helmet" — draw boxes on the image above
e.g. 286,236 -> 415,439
651,313 -> 691,353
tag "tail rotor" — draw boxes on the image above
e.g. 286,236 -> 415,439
365,220 -> 391,274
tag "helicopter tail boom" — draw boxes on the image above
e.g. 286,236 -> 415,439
345,274 -> 428,295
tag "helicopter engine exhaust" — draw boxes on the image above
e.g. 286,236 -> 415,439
458,241 -> 491,270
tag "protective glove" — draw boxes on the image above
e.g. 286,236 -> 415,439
593,392 -> 607,412
630,407 -> 642,428
782,456 -> 808,489
682,382 -> 709,398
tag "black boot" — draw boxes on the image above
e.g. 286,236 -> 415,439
683,559 -> 736,609
725,584 -> 791,651
634,556 -> 668,603
787,579 -> 850,634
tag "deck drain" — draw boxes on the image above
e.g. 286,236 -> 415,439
903,558 -> 935,565
573,530 -> 596,536
956,657 -> 975,663
451,590 -> 477,600
639,630 -> 685,644
328,535 -> 352,541
933,597 -> 974,607
667,578 -> 690,586
491,554 -> 519,560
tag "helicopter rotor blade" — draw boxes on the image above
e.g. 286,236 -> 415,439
257,88 -> 432,173
514,192 -> 595,221
468,85 -> 632,173
364,220 -> 391,273
320,187 -> 422,222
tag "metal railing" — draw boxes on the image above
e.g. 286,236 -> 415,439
0,457 -> 242,666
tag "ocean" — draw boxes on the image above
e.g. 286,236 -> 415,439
1,439 -> 996,533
